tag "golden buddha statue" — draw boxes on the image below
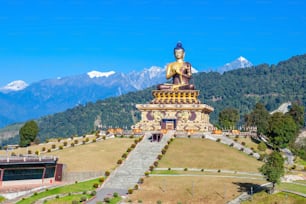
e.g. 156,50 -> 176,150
157,42 -> 195,90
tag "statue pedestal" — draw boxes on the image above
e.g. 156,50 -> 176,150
134,90 -> 214,132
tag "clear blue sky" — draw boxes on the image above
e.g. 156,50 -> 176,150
0,0 -> 306,86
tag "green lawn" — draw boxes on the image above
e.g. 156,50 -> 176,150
242,191 -> 306,204
277,182 -> 306,194
17,178 -> 101,204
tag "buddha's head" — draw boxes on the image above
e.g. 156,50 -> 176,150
174,42 -> 185,60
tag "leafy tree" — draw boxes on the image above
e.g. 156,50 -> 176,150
259,151 -> 284,192
286,102 -> 305,129
19,120 -> 39,147
218,108 -> 239,130
267,112 -> 298,148
245,103 -> 270,135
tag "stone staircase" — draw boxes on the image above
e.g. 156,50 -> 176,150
88,131 -> 172,203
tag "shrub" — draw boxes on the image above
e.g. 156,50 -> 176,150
35,150 -> 39,155
128,188 -> 133,194
102,136 -> 106,140
145,171 -> 150,176
216,138 -> 221,142
218,169 -> 221,173
28,150 -> 32,154
184,168 -> 188,171
72,201 -> 78,204
234,138 -> 238,142
57,138 -> 61,142
138,177 -> 144,184
240,147 -> 244,152
74,140 -> 78,144
129,135 -> 134,139
230,143 -> 234,147
80,196 -> 87,202
157,200 -> 162,204
71,143 -> 75,147
113,192 -> 119,197
188,135 -> 191,138
134,139 -> 139,144
85,138 -> 89,142
201,168 -> 204,172
149,165 -> 154,171
99,177 -> 105,183
235,135 -> 239,139
250,147 -> 254,151
42,147 -> 46,151
202,135 -> 205,139
117,159 -> 122,164
11,152 -> 16,156
122,153 -> 128,158
82,140 -> 86,145
47,149 -> 51,152
105,171 -> 110,177
91,190 -> 96,196
168,167 -> 171,171
134,184 -> 138,190
92,138 -> 96,142
51,144 -> 56,149
127,147 -> 132,152
131,143 -> 136,148
161,149 -> 166,154
59,145 -> 63,150
93,183 -> 99,188
55,195 -> 59,199
82,190 -> 87,195
157,154 -> 162,160
63,141 -> 67,146
241,142 -> 246,146
104,197 -> 110,203
138,200 -> 143,203
153,161 -> 159,167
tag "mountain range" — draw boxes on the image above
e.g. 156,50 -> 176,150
1,54 -> 305,145
0,57 -> 251,128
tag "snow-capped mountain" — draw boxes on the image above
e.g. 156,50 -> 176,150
0,66 -> 168,128
87,70 -> 116,78
218,56 -> 253,73
0,80 -> 28,93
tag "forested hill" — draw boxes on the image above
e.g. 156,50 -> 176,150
33,54 -> 306,141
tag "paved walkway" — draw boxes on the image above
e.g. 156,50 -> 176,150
87,131 -> 172,203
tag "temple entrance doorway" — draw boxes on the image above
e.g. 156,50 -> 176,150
161,119 -> 176,130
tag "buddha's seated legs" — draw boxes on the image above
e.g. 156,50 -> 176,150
157,84 -> 195,90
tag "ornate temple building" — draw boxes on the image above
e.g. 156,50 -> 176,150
134,42 -> 214,132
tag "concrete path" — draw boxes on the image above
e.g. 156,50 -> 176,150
87,131 -> 172,203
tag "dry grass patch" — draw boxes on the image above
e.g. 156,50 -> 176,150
0,135 -> 97,155
43,138 -> 134,172
128,176 -> 266,204
159,138 -> 263,172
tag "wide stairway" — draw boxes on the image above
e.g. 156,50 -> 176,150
88,131 -> 173,203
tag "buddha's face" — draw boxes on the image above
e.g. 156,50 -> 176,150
174,49 -> 185,60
